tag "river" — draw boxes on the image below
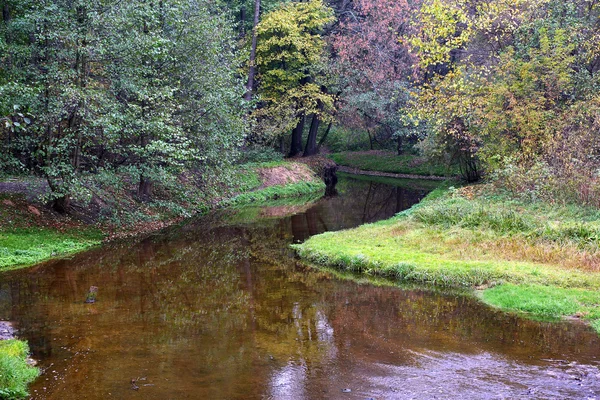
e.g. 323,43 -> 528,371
1,174 -> 599,399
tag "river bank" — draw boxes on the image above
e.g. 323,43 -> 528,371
293,183 -> 600,333
0,158 -> 332,272
0,322 -> 39,400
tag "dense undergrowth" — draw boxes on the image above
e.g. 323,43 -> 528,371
0,340 -> 39,400
293,184 -> 600,333
329,151 -> 458,176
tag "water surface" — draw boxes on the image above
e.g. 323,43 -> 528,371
1,175 -> 599,399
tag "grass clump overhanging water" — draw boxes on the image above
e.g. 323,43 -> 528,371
226,181 -> 325,206
293,184 -> 600,333
329,151 -> 458,176
0,340 -> 39,399
0,228 -> 103,271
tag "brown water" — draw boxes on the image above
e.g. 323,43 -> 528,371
1,175 -> 600,399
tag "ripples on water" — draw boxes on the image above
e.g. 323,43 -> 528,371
0,175 -> 599,399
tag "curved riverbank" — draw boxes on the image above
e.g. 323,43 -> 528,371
293,184 -> 600,334
0,160 -> 329,272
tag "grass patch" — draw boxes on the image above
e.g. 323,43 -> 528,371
329,151 -> 458,176
0,340 -> 39,399
482,284 -> 600,328
0,227 -> 103,271
227,181 -> 325,206
293,184 -> 600,333
337,172 -> 443,191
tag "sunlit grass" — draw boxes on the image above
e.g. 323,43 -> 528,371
0,228 -> 103,271
293,184 -> 600,333
0,340 -> 39,399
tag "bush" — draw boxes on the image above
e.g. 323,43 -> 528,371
0,340 -> 39,399
237,146 -> 284,164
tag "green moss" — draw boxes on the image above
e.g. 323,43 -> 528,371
0,340 -> 39,399
329,151 -> 458,176
0,228 -> 103,271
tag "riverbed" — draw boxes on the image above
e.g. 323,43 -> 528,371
1,175 -> 599,399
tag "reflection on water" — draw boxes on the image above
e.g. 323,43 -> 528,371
0,175 -> 599,399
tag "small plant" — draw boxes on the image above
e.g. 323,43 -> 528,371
0,340 -> 39,399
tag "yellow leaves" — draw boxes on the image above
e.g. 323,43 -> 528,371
410,0 -> 472,68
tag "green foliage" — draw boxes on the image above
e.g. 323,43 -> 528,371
0,340 -> 39,399
409,0 -> 600,190
1,0 -> 245,208
237,146 -> 284,164
253,0 -> 335,140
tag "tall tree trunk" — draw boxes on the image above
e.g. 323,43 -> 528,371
303,111 -> 321,157
240,6 -> 246,36
317,121 -> 333,150
367,129 -> 374,150
244,0 -> 260,101
289,113 -> 305,157
138,174 -> 153,199
2,3 -> 10,23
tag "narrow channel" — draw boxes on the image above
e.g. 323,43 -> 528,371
1,174 -> 599,399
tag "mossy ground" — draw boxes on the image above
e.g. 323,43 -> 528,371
329,151 -> 459,176
293,184 -> 600,333
0,340 -> 39,399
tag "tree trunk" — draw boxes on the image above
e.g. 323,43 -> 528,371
138,174 -> 153,200
397,135 -> 403,155
367,129 -> 374,150
2,3 -> 10,23
289,113 -> 305,157
317,121 -> 333,150
244,0 -> 260,101
240,6 -> 246,36
303,112 -> 321,157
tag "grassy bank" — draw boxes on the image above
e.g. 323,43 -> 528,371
293,184 -> 600,332
0,340 -> 39,399
329,151 -> 458,177
228,161 -> 325,206
0,228 -> 103,272
0,160 -> 326,272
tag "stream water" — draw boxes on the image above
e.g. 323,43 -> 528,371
1,174 -> 600,399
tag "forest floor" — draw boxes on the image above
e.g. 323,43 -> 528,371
293,183 -> 600,334
0,158 -> 329,271
329,150 -> 459,177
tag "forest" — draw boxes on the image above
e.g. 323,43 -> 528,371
1,0 -> 598,211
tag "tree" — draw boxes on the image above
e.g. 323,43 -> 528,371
254,0 -> 335,157
331,0 -> 419,154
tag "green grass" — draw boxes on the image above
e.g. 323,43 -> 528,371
227,181 -> 325,206
0,340 -> 39,399
0,228 -> 103,271
482,284 -> 600,329
293,184 -> 600,334
337,171 -> 444,191
329,151 -> 458,176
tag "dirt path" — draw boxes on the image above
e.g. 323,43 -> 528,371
337,166 -> 451,181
